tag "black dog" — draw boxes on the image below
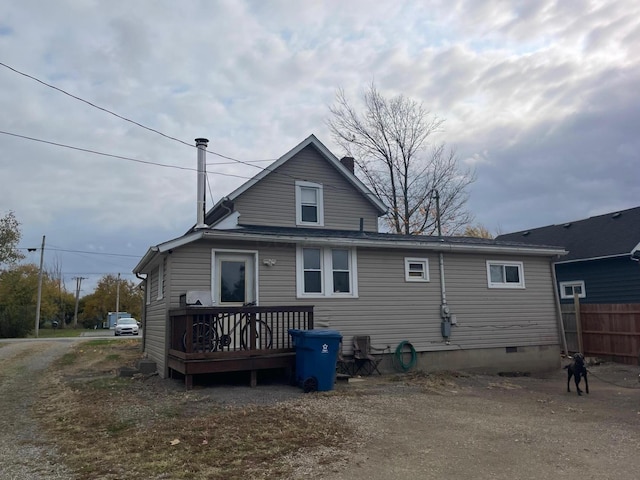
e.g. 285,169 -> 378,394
565,353 -> 589,396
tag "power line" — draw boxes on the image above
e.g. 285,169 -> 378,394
0,129 -> 253,180
0,61 -> 195,149
19,246 -> 140,258
1,130 -> 195,171
0,61 -> 362,191
0,61 -> 274,167
1,62 -> 382,199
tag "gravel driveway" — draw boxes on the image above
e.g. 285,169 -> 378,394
0,340 -> 78,480
2,340 -> 640,480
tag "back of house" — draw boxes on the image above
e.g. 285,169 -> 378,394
135,135 -> 567,380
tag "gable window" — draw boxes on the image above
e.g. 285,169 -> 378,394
559,281 -> 586,299
486,261 -> 525,289
405,258 -> 430,282
296,246 -> 358,297
295,181 -> 324,226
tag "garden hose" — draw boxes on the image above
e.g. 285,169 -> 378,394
394,341 -> 417,372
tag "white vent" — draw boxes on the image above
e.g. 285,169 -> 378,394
185,290 -> 212,306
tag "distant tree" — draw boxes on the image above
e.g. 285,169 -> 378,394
81,274 -> 143,326
327,83 -> 475,235
0,264 -> 72,337
461,224 -> 494,239
0,211 -> 25,269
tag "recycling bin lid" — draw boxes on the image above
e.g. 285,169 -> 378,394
299,329 -> 342,338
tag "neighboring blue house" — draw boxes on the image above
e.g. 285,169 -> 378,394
497,207 -> 640,304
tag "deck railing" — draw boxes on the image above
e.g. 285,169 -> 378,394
169,305 -> 314,356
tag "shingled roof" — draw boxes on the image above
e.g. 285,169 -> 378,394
497,206 -> 640,262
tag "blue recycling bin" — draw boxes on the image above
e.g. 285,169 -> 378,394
289,329 -> 342,392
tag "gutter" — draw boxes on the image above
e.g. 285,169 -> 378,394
133,246 -> 159,274
554,252 -> 634,264
201,230 -> 567,257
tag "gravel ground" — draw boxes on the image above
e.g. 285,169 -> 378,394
2,340 -> 640,480
0,340 -> 78,480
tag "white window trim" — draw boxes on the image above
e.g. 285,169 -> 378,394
156,261 -> 164,301
296,245 -> 358,298
486,261 -> 525,289
559,280 -> 586,299
405,257 -> 430,282
295,180 -> 324,226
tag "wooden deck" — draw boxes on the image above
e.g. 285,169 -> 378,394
168,305 -> 313,388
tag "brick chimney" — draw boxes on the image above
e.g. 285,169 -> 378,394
340,156 -> 355,173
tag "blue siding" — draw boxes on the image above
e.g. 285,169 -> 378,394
556,257 -> 640,304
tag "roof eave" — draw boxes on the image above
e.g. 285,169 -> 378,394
201,230 -> 567,257
133,231 -> 205,273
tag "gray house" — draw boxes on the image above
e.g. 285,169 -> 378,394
134,135 -> 566,384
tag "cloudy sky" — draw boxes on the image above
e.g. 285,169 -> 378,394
1,0 -> 638,294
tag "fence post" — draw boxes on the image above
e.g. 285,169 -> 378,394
574,292 -> 583,354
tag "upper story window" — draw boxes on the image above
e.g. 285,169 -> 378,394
559,280 -> 586,299
296,246 -> 358,297
295,181 -> 324,226
486,261 -> 525,289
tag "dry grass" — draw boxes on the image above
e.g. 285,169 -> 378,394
33,340 -> 353,480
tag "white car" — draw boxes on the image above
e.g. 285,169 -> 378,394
114,318 -> 139,336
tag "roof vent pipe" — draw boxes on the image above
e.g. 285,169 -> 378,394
195,138 -> 209,229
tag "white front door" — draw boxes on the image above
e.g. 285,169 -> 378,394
214,253 -> 256,305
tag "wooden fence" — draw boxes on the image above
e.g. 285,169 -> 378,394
561,302 -> 640,365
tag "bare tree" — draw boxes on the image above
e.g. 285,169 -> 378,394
327,84 -> 475,235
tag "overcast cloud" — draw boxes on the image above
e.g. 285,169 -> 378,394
1,0 -> 638,293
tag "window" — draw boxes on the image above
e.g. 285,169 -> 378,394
295,181 -> 324,226
296,246 -> 358,297
486,261 -> 525,289
157,262 -> 164,301
302,248 -> 322,293
405,258 -> 430,282
559,281 -> 586,299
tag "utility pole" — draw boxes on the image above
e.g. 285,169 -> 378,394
72,276 -> 86,329
34,235 -> 45,338
115,273 -> 121,326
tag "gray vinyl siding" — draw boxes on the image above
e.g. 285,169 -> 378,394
444,254 -> 559,348
256,246 -> 558,353
146,238 -> 559,373
233,145 -> 381,232
169,243 -> 212,307
143,258 -> 169,375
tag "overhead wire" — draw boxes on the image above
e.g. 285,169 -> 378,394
0,61 -> 382,199
0,129 -> 376,196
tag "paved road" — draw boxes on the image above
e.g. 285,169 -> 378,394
0,331 -> 143,343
